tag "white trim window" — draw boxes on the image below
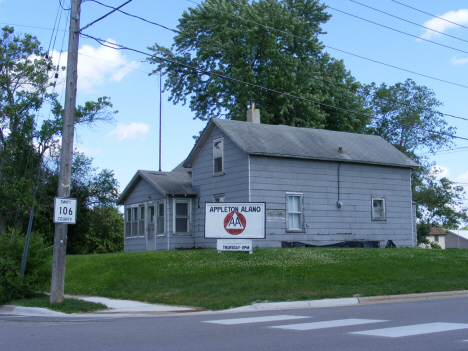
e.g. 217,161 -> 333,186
132,207 -> 139,236
125,208 -> 132,238
372,197 -> 386,221
174,199 -> 191,235
157,200 -> 165,235
286,193 -> 304,232
213,138 -> 224,175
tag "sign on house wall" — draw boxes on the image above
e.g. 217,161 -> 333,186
205,202 -> 266,239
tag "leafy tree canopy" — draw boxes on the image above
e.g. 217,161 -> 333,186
148,0 -> 370,132
0,26 -> 117,239
363,79 -> 466,228
363,78 -> 455,160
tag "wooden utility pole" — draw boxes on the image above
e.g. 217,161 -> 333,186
50,0 -> 81,303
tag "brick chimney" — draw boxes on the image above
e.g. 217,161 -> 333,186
246,102 -> 261,123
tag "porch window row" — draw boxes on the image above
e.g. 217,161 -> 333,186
125,199 -> 191,237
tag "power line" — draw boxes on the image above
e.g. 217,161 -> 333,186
327,6 -> 468,55
348,0 -> 468,45
0,22 -> 67,32
80,0 -> 133,32
390,0 -> 468,31
59,0 -> 71,11
80,32 -> 468,143
84,0 -> 468,123
85,0 -> 177,33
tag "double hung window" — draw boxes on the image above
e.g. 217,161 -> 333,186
157,201 -> 165,234
174,200 -> 190,234
213,138 -> 224,175
125,208 -> 132,237
372,197 -> 386,221
286,193 -> 303,232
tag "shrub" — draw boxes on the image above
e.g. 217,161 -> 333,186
0,230 -> 51,303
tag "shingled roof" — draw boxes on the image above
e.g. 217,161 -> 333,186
184,119 -> 418,169
116,170 -> 197,205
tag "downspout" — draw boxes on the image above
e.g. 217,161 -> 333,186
337,163 -> 342,208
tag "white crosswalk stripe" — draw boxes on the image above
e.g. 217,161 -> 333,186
203,315 -> 310,325
270,318 -> 387,331
351,322 -> 468,338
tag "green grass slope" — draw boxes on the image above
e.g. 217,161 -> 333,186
64,248 -> 468,310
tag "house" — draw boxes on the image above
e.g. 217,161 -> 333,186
117,106 -> 419,252
424,228 -> 468,249
426,227 -> 447,249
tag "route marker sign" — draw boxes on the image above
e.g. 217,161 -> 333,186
54,197 -> 77,224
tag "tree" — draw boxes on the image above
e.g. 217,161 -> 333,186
363,79 -> 466,228
363,78 -> 455,159
57,151 -> 123,254
0,26 -> 117,234
413,172 -> 467,229
148,0 -> 370,132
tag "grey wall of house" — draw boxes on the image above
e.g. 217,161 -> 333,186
248,155 -> 415,248
191,126 -> 250,247
123,177 -> 164,252
163,196 -> 197,250
122,178 -> 196,251
445,232 -> 468,249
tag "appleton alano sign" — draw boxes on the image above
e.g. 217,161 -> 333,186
205,202 -> 266,239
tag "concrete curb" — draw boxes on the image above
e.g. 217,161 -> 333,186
358,290 -> 468,304
0,305 -> 67,316
225,298 -> 359,312
2,290 -> 468,316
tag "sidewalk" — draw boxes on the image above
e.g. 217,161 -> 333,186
2,290 -> 468,317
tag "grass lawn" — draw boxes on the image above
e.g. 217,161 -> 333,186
10,293 -> 107,314
64,248 -> 468,310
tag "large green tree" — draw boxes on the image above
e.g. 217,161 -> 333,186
0,26 -> 117,235
148,0 -> 370,131
363,79 -> 466,229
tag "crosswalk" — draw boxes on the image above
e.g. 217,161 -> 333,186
203,314 -> 468,339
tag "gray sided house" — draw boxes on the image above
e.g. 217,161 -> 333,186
118,110 -> 418,251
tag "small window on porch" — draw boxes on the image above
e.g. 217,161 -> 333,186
125,208 -> 132,237
132,207 -> 138,237
157,201 -> 165,234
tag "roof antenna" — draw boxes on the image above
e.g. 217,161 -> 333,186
159,71 -> 162,172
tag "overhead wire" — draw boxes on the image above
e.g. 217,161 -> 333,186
84,0 -> 468,124
348,0 -> 468,45
80,32 -> 468,144
328,6 -> 468,55
390,0 -> 468,31
80,0 -> 133,32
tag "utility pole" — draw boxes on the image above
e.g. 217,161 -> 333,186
50,0 -> 81,304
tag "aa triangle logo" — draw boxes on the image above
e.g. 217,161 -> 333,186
224,211 -> 247,235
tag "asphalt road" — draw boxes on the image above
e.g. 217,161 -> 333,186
1,296 -> 468,351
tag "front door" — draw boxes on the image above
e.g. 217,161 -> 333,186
146,205 -> 156,251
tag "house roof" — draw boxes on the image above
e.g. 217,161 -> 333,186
171,160 -> 192,173
447,230 -> 468,241
184,119 -> 418,169
116,170 -> 197,205
429,227 -> 447,236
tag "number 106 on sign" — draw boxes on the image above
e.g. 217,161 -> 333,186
54,197 -> 77,224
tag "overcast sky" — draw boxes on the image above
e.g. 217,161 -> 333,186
1,0 -> 467,198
